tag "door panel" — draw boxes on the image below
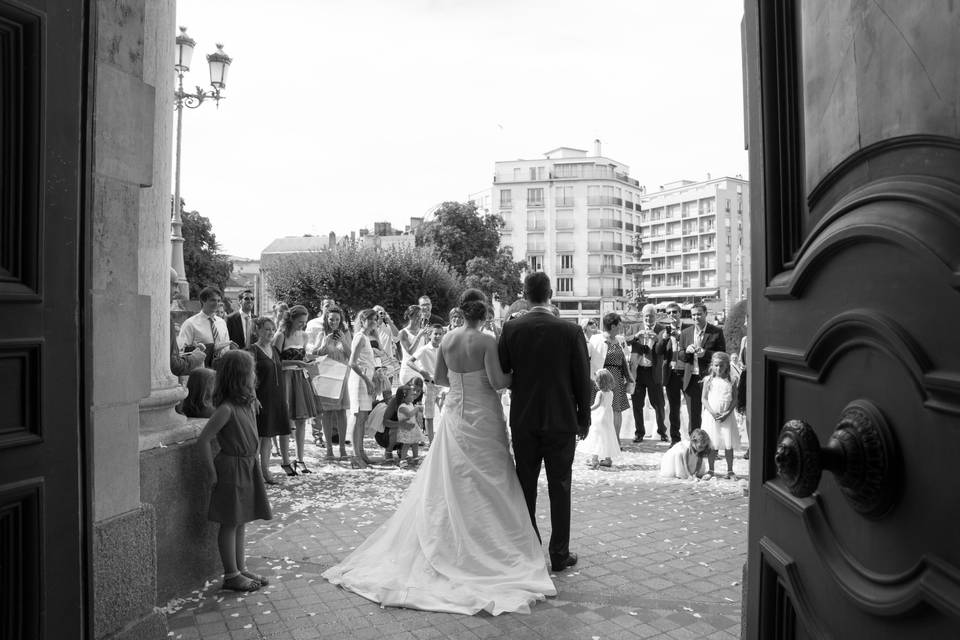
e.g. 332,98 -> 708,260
0,0 -> 88,638
745,1 -> 960,637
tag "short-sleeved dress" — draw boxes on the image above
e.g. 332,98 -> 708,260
208,403 -> 273,525
349,332 -> 377,412
601,341 -> 631,412
701,376 -> 740,450
248,345 -> 290,437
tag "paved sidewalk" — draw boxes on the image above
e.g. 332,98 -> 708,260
162,432 -> 749,640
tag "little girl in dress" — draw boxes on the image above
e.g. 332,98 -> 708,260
395,384 -> 425,465
580,369 -> 621,469
700,351 -> 740,480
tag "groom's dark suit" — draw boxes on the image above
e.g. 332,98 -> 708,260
498,308 -> 592,569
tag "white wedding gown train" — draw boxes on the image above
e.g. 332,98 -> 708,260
322,370 -> 556,615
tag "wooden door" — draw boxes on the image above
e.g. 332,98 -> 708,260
0,0 -> 89,638
744,2 -> 960,638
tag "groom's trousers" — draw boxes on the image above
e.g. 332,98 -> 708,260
511,429 -> 577,566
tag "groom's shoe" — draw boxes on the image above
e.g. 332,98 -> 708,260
551,552 -> 578,572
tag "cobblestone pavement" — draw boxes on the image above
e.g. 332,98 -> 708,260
163,411 -> 750,640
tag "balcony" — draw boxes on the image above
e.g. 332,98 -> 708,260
587,218 -> 622,230
587,196 -> 615,206
527,219 -> 546,231
587,241 -> 618,251
556,198 -> 575,207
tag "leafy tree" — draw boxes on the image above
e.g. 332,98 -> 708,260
265,242 -> 463,322
724,299 -> 749,356
463,247 -> 527,302
415,201 -> 504,275
181,206 -> 232,298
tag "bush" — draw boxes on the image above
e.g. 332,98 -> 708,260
265,243 -> 463,321
724,299 -> 748,356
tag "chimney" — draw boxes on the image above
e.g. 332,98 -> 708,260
593,139 -> 602,156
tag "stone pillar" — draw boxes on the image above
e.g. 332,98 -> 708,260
138,0 -> 187,437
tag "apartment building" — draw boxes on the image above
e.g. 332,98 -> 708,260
478,141 -> 645,318
637,177 -> 750,309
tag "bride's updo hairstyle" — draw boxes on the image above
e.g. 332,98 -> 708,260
458,288 -> 488,323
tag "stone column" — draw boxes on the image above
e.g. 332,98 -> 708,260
138,0 -> 187,437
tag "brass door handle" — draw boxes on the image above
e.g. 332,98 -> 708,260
774,400 -> 901,519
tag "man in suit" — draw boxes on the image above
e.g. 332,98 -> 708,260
678,302 -> 726,433
654,302 -> 685,444
499,273 -> 592,572
626,303 -> 668,442
226,289 -> 256,348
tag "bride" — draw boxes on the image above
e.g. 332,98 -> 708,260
322,289 -> 556,615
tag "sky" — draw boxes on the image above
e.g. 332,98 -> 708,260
175,0 -> 748,259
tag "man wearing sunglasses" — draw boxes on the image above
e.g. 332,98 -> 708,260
226,289 -> 257,348
655,302 -> 686,444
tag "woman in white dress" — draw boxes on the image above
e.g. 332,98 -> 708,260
323,289 -> 556,615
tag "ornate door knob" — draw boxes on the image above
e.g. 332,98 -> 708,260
774,400 -> 901,519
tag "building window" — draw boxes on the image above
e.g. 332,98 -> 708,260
528,255 -> 543,271
527,188 -> 544,207
499,189 -> 512,208
557,277 -> 573,293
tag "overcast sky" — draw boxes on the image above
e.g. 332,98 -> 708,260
175,0 -> 748,259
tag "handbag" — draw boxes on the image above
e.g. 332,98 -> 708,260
310,356 -> 350,400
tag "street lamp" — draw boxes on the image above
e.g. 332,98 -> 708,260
171,26 -> 233,300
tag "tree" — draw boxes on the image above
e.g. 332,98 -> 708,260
181,206 -> 232,299
415,201 -> 504,275
463,247 -> 527,302
724,299 -> 748,356
265,242 -> 463,322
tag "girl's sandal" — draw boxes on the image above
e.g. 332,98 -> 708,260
223,574 -> 260,592
240,570 -> 269,586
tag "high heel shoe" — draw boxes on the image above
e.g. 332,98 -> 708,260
280,463 -> 298,476
296,460 -> 312,474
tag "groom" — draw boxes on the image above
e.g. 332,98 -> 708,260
499,273 -> 592,571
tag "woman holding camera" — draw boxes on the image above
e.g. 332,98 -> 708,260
313,306 -> 352,460
398,304 -> 431,385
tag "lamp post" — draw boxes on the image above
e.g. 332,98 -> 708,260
171,26 -> 233,300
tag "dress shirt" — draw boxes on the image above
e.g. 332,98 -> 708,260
692,324 -> 706,375
178,312 -> 230,352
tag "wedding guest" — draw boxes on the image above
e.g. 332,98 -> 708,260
272,304 -> 317,475
448,307 -> 465,330
348,309 -> 379,468
580,369 -> 620,469
312,306 -> 352,460
398,304 -> 430,385
587,312 -> 633,442
407,325 -> 444,444
701,351 -> 739,480
678,303 -> 726,433
659,429 -> 712,480
178,287 -> 236,367
196,350 -> 272,592
395,384 -> 425,466
227,289 -> 257,348
178,367 -> 216,418
248,317 -> 290,484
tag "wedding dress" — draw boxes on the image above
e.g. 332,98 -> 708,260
322,369 -> 556,615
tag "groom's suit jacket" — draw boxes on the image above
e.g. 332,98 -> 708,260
498,310 -> 592,434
